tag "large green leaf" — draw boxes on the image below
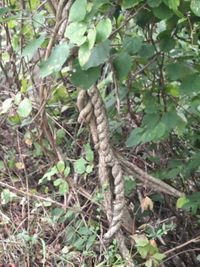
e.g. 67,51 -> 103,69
138,44 -> 155,58
123,36 -> 143,55
114,52 -> 132,81
70,63 -> 101,90
191,0 -> 200,17
163,0 -> 180,11
165,62 -> 195,81
180,74 -> 200,95
153,4 -> 174,20
40,43 -> 72,77
22,34 -> 46,60
126,127 -> 144,147
17,98 -> 32,118
147,0 -> 162,8
65,22 -> 87,45
69,0 -> 87,22
96,18 -> 112,42
84,40 -> 110,70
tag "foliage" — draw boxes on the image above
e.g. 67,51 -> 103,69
0,0 -> 200,266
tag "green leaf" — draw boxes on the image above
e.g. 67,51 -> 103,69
54,178 -> 62,186
86,164 -> 93,174
113,52 -> 132,81
1,189 -> 16,205
166,62 -> 195,81
22,34 -> 46,60
78,42 -> 91,67
180,74 -> 200,95
138,44 -> 155,58
191,0 -> 200,16
153,4 -> 174,20
123,36 -> 143,55
84,40 -> 111,70
86,235 -> 96,250
0,160 -> 4,170
122,0 -> 142,9
87,28 -> 96,49
153,253 -> 166,261
133,234 -> 149,247
65,22 -> 87,45
70,63 -> 100,90
163,0 -> 180,11
59,180 -> 69,194
145,259 -> 153,267
74,158 -> 87,174
17,98 -> 32,118
176,196 -> 189,208
40,43 -> 72,77
126,127 -> 144,147
0,98 -> 13,114
64,166 -> 70,177
96,18 -> 112,42
159,33 -> 175,52
69,0 -> 87,22
56,160 -> 65,172
147,0 -> 162,8
84,144 -> 94,162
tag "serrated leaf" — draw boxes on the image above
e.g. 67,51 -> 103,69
69,0 -> 87,22
40,43 -> 72,77
65,22 -> 87,45
96,18 -> 112,42
17,98 -> 32,118
191,0 -> 200,16
114,51 -> 132,81
22,34 -> 46,60
84,40 -> 110,70
74,158 -> 87,174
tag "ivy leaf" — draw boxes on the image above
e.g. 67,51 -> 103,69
114,51 -> 132,81
22,34 -> 46,60
69,0 -> 87,22
96,18 -> 112,42
17,98 -> 32,118
191,0 -> 200,17
40,43 -> 72,77
65,22 -> 87,45
84,40 -> 111,70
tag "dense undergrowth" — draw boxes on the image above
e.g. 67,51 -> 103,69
0,0 -> 200,266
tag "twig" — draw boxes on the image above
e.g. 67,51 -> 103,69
164,235 -> 200,255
